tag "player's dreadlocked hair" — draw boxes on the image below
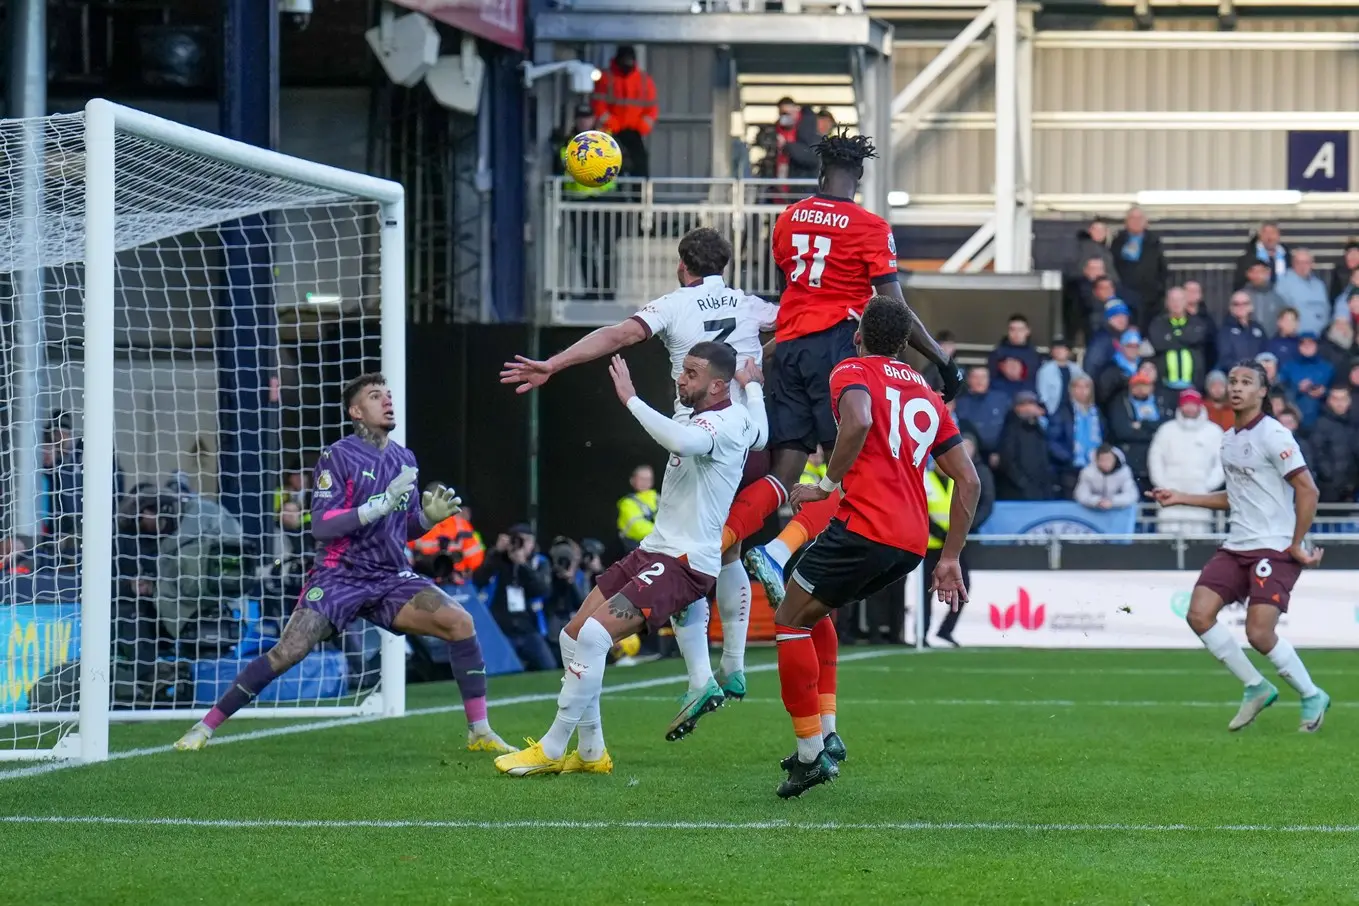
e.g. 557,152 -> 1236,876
1233,358 -> 1271,392
814,131 -> 877,180
859,295 -> 914,358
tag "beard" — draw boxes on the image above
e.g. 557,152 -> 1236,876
678,386 -> 708,410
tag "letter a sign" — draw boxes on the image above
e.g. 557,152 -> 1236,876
1287,131 -> 1350,192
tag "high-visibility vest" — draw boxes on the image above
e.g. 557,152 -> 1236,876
591,66 -> 658,137
617,489 -> 660,544
800,462 -> 827,485
560,144 -> 619,198
924,469 -> 952,551
408,513 -> 485,573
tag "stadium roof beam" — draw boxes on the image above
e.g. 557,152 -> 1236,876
532,12 -> 893,52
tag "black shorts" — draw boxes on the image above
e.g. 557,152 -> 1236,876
790,518 -> 922,610
767,319 -> 859,453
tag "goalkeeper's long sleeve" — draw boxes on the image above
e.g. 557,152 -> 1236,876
744,383 -> 769,452
626,396 -> 715,456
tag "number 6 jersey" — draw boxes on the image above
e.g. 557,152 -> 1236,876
829,355 -> 961,554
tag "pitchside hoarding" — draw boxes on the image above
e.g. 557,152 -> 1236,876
930,571 -> 1359,648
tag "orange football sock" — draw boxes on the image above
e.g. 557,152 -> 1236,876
775,623 -> 820,736
722,476 -> 786,552
811,617 -> 838,734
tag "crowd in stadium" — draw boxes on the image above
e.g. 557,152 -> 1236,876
945,217 -> 1359,526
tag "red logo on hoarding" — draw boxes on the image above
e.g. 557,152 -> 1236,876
989,588 -> 1046,631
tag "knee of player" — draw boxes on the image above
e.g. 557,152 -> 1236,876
1244,619 -> 1276,653
435,606 -> 475,641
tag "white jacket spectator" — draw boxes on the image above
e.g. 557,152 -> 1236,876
1074,445 -> 1139,511
1147,388 -> 1225,533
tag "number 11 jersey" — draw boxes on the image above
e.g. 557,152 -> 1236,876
829,355 -> 961,554
771,193 -> 898,343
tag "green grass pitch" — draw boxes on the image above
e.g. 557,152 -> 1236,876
1,646 -> 1357,905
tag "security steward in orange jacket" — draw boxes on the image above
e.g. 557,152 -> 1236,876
591,45 -> 657,180
409,503 -> 484,586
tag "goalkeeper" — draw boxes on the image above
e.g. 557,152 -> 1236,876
175,373 -> 516,754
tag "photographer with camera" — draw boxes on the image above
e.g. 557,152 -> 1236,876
473,523 -> 554,671
409,491 -> 485,587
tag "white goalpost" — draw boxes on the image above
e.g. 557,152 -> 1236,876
0,99 -> 407,763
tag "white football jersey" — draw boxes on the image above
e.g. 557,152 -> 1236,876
641,399 -> 762,577
633,274 -> 779,410
1220,414 -> 1308,553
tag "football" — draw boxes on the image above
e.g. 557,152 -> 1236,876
564,130 -> 622,189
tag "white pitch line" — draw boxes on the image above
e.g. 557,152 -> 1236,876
843,665 -> 1359,677
3,815 -> 1359,834
0,648 -> 906,783
612,695 -> 1355,709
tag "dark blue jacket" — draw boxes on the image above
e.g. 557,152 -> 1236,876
1084,328 -> 1118,379
1215,319 -> 1267,371
986,341 -> 1041,391
1279,354 -> 1335,427
953,389 -> 1013,453
1046,402 -> 1107,471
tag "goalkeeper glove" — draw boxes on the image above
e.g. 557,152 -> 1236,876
421,483 -> 463,525
358,464 -> 418,525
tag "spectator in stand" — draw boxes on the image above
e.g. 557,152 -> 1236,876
1111,206 -> 1169,328
1320,316 -> 1354,374
591,46 -> 658,181
1277,248 -> 1332,336
992,354 -> 1031,397
1309,385 -> 1359,503
773,96 -> 822,183
1085,298 -> 1131,378
1215,291 -> 1267,371
1147,286 -> 1210,391
953,365 -> 1012,459
922,330 -> 958,393
616,464 -> 659,552
1107,369 -> 1169,491
475,524 -> 554,672
1036,335 -> 1085,415
273,467 -> 311,557
1279,332 -> 1333,428
1276,405 -> 1315,472
1183,280 -> 1216,369
1232,221 -> 1291,289
1065,255 -> 1107,341
1073,444 -> 1138,513
1067,217 -> 1117,283
1203,370 -> 1234,430
1332,265 -> 1359,326
1095,327 -> 1145,407
996,390 -> 1058,501
1256,350 -> 1280,387
960,432 -> 996,531
1330,238 -> 1359,300
987,314 -> 1041,391
1147,389 -> 1225,535
814,107 -> 836,137
1266,307 -> 1301,367
1244,261 -> 1288,332
1047,373 -> 1105,497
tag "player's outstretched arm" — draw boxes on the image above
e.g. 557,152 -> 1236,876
500,318 -> 648,393
312,464 -> 419,541
735,358 -> 769,451
1145,488 -> 1229,511
609,355 -> 714,456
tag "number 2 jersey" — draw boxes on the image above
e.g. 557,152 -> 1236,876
632,274 -> 779,410
829,356 -> 961,555
771,194 -> 899,343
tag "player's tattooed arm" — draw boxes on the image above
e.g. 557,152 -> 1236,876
266,608 -> 334,672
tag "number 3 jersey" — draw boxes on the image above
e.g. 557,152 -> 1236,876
771,194 -> 898,343
632,273 -> 779,410
829,356 -> 961,555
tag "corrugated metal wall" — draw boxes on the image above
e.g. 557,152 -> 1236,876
646,45 -> 717,178
894,21 -> 1359,195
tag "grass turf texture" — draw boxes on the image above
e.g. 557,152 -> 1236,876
2,647 -> 1357,905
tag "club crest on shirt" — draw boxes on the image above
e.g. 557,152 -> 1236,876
305,587 -> 324,601
1280,448 -> 1293,460
887,233 -> 897,256
317,470 -> 333,491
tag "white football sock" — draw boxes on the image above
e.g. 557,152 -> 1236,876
671,600 -> 714,693
765,539 -> 793,568
717,560 -> 750,677
540,618 -> 612,760
557,627 -> 577,667
1198,623 -> 1265,687
796,735 -> 822,764
1266,637 -> 1320,698
576,694 -> 606,761
821,713 -> 836,736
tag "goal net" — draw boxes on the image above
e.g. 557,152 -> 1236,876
0,100 -> 407,763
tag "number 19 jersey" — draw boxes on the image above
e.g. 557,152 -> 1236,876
771,194 -> 898,343
829,355 -> 961,554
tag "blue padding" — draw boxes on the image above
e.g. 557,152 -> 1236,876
192,649 -> 348,706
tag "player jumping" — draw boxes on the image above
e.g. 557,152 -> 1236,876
495,343 -> 766,776
1149,360 -> 1331,733
734,133 -> 964,609
174,374 -> 516,754
771,297 -> 979,798
500,227 -> 775,732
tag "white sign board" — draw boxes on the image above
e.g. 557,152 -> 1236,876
927,571 -> 1359,649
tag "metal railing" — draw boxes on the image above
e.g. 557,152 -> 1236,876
541,177 -> 817,323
